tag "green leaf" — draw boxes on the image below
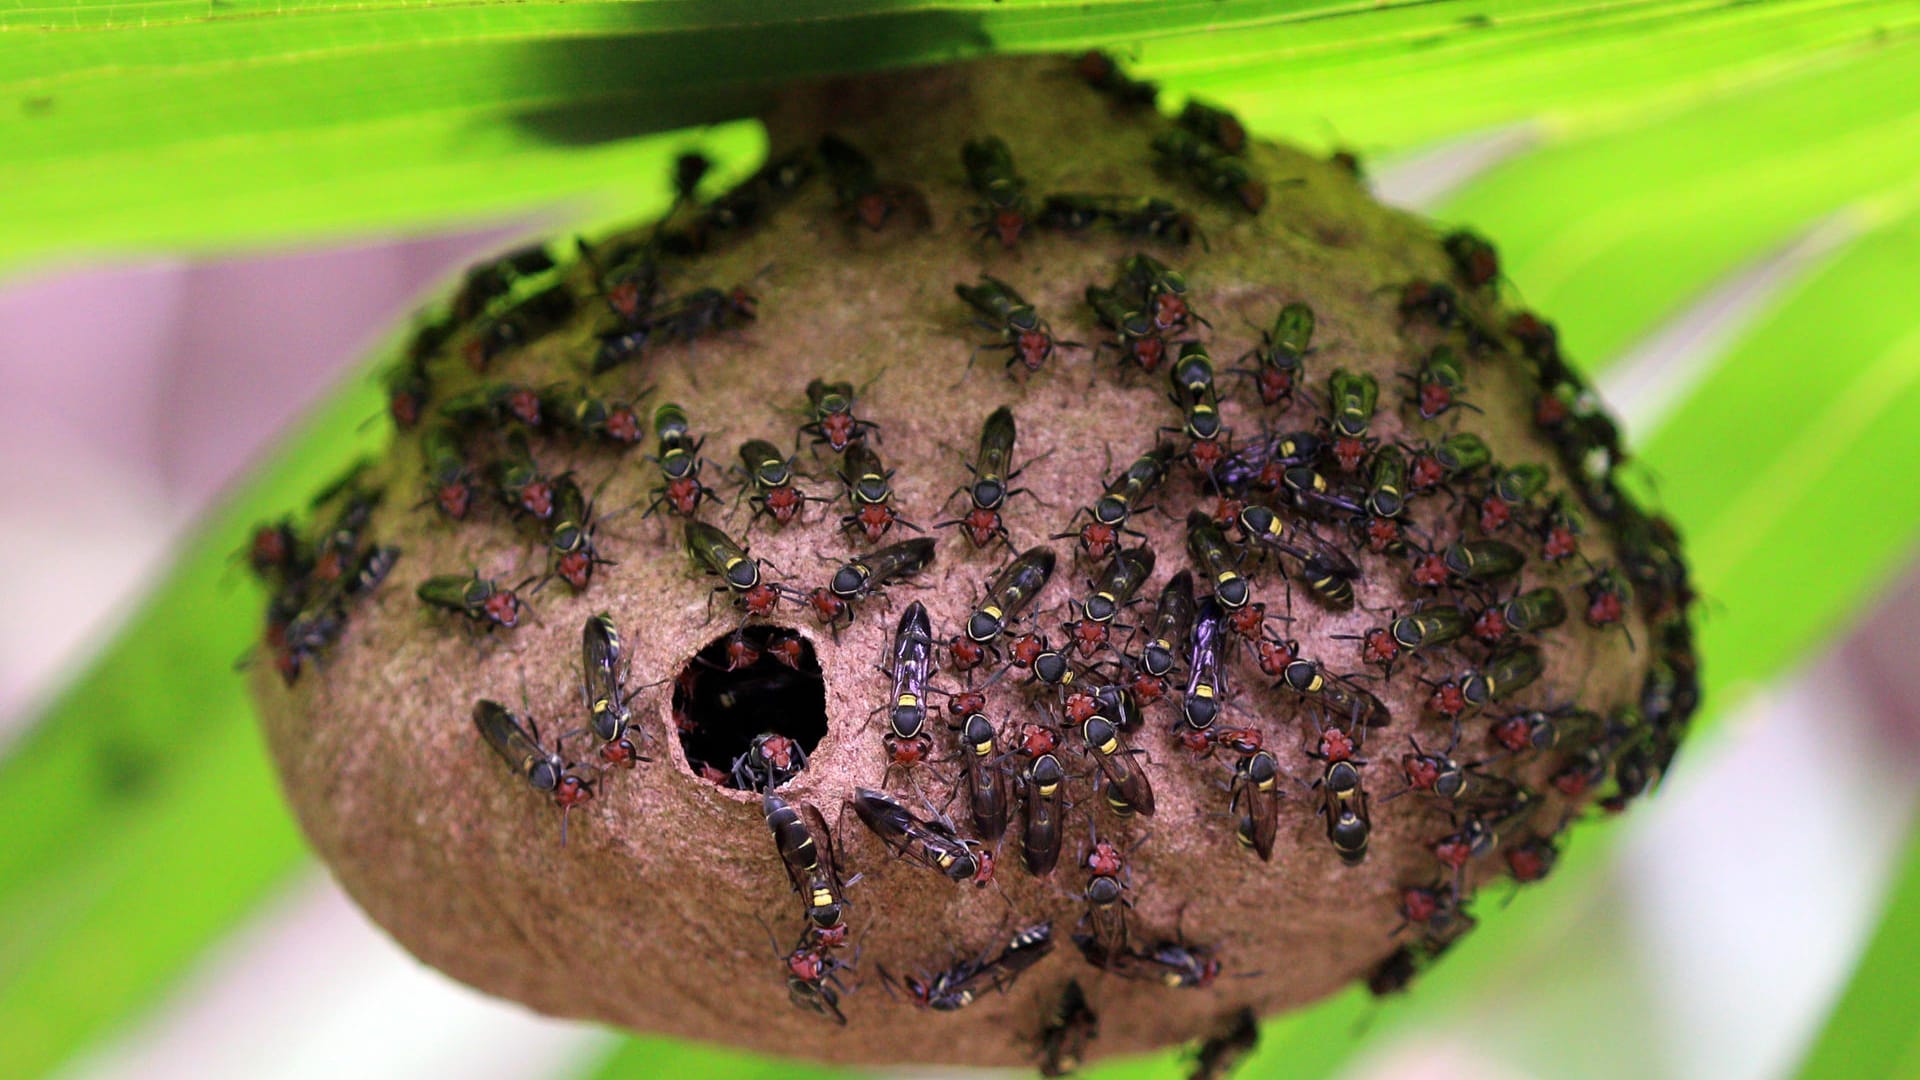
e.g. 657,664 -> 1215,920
1794,810 -> 1920,1080
0,373 -> 388,1079
4,0 -> 1910,268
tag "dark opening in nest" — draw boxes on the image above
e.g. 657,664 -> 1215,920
674,625 -> 828,790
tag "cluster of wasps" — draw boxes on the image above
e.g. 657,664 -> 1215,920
241,51 -> 1700,1078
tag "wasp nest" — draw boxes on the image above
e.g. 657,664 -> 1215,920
248,55 -> 1698,1074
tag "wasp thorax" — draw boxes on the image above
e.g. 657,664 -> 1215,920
252,53 -> 1693,1072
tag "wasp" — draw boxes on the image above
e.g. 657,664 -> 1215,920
1190,1009 -> 1259,1080
800,378 -> 879,454
1463,646 -> 1544,708
1404,346 -> 1476,422
1055,442 -> 1175,560
1037,193 -> 1197,243
1121,252 -> 1201,333
419,423 -> 477,520
1082,939 -> 1221,989
469,243 -> 548,303
1137,568 -> 1196,686
1324,368 -> 1380,471
1209,429 -> 1324,495
543,477 -> 615,592
1151,129 -> 1266,213
1037,980 -> 1099,1078
1074,50 -> 1158,108
732,732 -> 809,792
764,793 -> 854,939
849,787 -> 995,886
1277,464 -> 1368,522
473,699 -> 593,842
1387,605 -> 1469,655
737,438 -> 819,528
1395,734 -> 1515,807
838,441 -> 921,542
1235,505 -> 1360,609
646,403 -> 716,518
646,284 -> 757,345
879,601 -> 936,783
1166,342 -> 1229,470
1021,751 -> 1069,877
1230,749 -> 1283,861
388,327 -> 447,428
1078,836 -> 1136,958
1395,279 -> 1460,329
1443,229 -> 1501,289
939,405 -> 1035,548
486,432 -> 558,522
1085,282 -> 1168,372
885,922 -> 1054,1011
1431,792 -> 1540,882
1506,834 -> 1560,884
956,709 -> 1009,841
668,147 -> 815,252
963,546 -> 1056,647
807,537 -> 938,630
1364,445 -> 1409,524
418,571 -> 525,630
1584,566 -> 1633,631
546,385 -> 646,446
817,132 -> 930,232
1410,432 -> 1494,492
440,381 -> 548,432
1178,99 -> 1249,155
1236,301 -> 1313,408
772,932 -> 851,1027
462,281 -> 574,371
1279,658 -> 1391,730
1478,586 -> 1567,643
1442,538 -> 1527,585
954,275 -> 1071,376
962,136 -> 1032,248
581,613 -> 648,768
1181,594 -> 1228,732
684,520 -> 782,617
1065,544 -> 1155,656
1317,758 -> 1371,864
1186,510 -> 1253,610
1081,710 -> 1155,817
1490,705 -> 1605,755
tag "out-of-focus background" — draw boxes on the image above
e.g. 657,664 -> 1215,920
6,4 -> 1920,1078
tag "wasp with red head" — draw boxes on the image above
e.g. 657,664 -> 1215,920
874,601 -> 937,786
962,136 -> 1033,249
1064,543 -> 1155,657
462,281 -> 574,371
549,384 -> 646,447
542,476 -> 616,593
817,132 -> 930,233
1152,129 -> 1268,214
418,424 -> 478,521
732,732 -> 809,792
1085,282 -> 1169,373
799,378 -> 880,454
1178,100 -> 1248,155
1131,568 -> 1195,698
1443,229 -> 1501,290
580,613 -> 652,769
962,545 -> 1056,653
644,403 -> 717,518
849,786 -> 995,887
418,571 -> 527,631
954,276 -> 1073,377
1121,252 -> 1204,334
1077,833 -> 1138,958
1404,345 -> 1478,422
685,520 -> 784,618
1323,368 -> 1381,472
473,699 -> 593,843
938,406 -> 1039,549
1073,51 -> 1158,108
1166,342 -> 1231,472
440,381 -> 548,432
884,922 -> 1054,1011
806,536 -> 938,632
770,927 -> 852,1027
1235,301 -> 1314,408
486,432 -> 559,522
837,441 -> 921,543
736,438 -> 820,529
1055,442 -> 1174,561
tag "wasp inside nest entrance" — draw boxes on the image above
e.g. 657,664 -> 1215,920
674,626 -> 827,791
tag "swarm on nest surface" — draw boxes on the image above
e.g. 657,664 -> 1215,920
247,55 -> 1698,1073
